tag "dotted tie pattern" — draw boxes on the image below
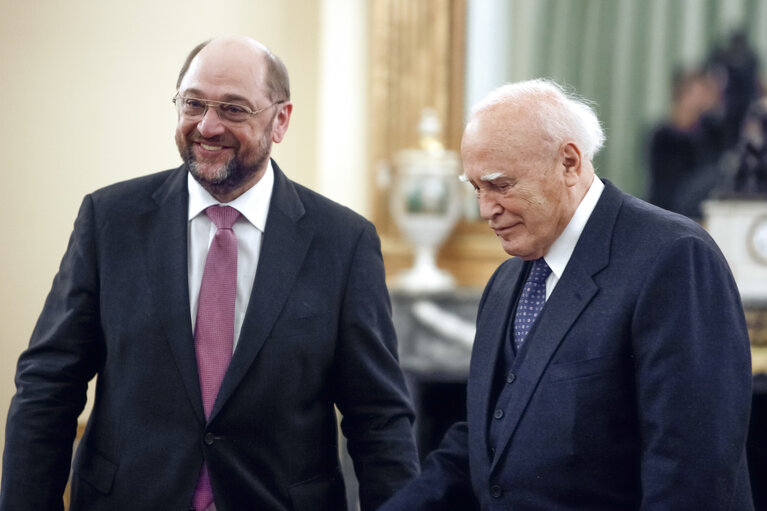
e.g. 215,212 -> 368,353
513,258 -> 552,351
193,205 -> 240,511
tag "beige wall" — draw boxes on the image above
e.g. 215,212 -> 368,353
0,0 -> 368,467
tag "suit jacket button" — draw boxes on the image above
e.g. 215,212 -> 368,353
490,484 -> 503,498
494,408 -> 504,419
506,371 -> 516,384
204,432 -> 215,445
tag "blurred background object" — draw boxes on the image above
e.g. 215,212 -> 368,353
389,110 -> 463,293
647,31 -> 764,220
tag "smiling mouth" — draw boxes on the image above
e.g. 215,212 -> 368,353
200,143 -> 223,151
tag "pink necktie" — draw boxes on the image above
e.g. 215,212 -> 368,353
193,205 -> 240,511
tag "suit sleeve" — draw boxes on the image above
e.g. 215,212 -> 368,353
379,421 -> 479,511
379,264 -> 511,511
332,222 -> 420,511
632,235 -> 752,509
1,196 -> 102,511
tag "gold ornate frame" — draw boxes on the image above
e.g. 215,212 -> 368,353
369,0 -> 507,289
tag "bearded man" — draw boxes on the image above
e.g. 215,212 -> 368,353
1,36 -> 419,511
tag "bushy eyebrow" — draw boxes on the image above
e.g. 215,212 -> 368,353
480,172 -> 506,182
459,172 -> 507,184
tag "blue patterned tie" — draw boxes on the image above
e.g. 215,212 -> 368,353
513,258 -> 552,351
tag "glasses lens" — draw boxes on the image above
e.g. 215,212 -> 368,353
175,96 -> 255,123
218,103 -> 251,123
182,97 -> 206,117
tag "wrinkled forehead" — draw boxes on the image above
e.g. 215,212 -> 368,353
462,109 -> 541,155
470,98 -> 561,144
460,111 -> 556,183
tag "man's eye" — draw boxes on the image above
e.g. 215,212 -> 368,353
185,99 -> 205,109
221,104 -> 248,115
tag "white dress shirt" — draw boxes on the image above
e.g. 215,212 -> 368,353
542,176 -> 604,298
187,163 -> 274,351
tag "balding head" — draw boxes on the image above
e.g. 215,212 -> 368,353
177,36 -> 290,102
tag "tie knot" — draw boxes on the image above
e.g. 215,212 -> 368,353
530,258 -> 552,283
206,205 -> 240,230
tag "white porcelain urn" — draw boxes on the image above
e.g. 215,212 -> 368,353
390,110 -> 462,292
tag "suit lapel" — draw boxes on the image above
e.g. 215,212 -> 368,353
143,166 -> 206,423
210,162 -> 312,419
488,179 -> 623,473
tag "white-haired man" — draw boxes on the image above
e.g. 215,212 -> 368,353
382,79 -> 754,510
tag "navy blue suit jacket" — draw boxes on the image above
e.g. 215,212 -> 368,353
383,180 -> 753,510
2,162 -> 419,511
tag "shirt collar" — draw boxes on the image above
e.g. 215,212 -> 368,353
544,176 -> 604,279
187,160 -> 274,233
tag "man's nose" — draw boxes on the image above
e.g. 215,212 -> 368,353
196,107 -> 226,138
478,191 -> 502,220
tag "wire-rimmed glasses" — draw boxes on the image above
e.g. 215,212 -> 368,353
173,93 -> 285,124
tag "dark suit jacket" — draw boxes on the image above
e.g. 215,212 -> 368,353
2,162 -> 419,511
382,180 -> 754,510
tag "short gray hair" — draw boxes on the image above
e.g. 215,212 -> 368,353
471,79 -> 606,161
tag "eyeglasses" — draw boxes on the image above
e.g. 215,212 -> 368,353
172,93 -> 285,124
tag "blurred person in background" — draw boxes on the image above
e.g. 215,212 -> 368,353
647,30 -> 763,220
646,68 -> 725,219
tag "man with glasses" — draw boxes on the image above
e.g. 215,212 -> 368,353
1,36 -> 419,511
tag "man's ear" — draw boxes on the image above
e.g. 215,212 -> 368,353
271,101 -> 293,143
561,142 -> 582,186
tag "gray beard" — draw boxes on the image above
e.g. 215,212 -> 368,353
184,130 -> 272,198
185,148 -> 269,197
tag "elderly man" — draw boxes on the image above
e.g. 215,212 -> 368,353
382,79 -> 753,510
1,36 -> 418,511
